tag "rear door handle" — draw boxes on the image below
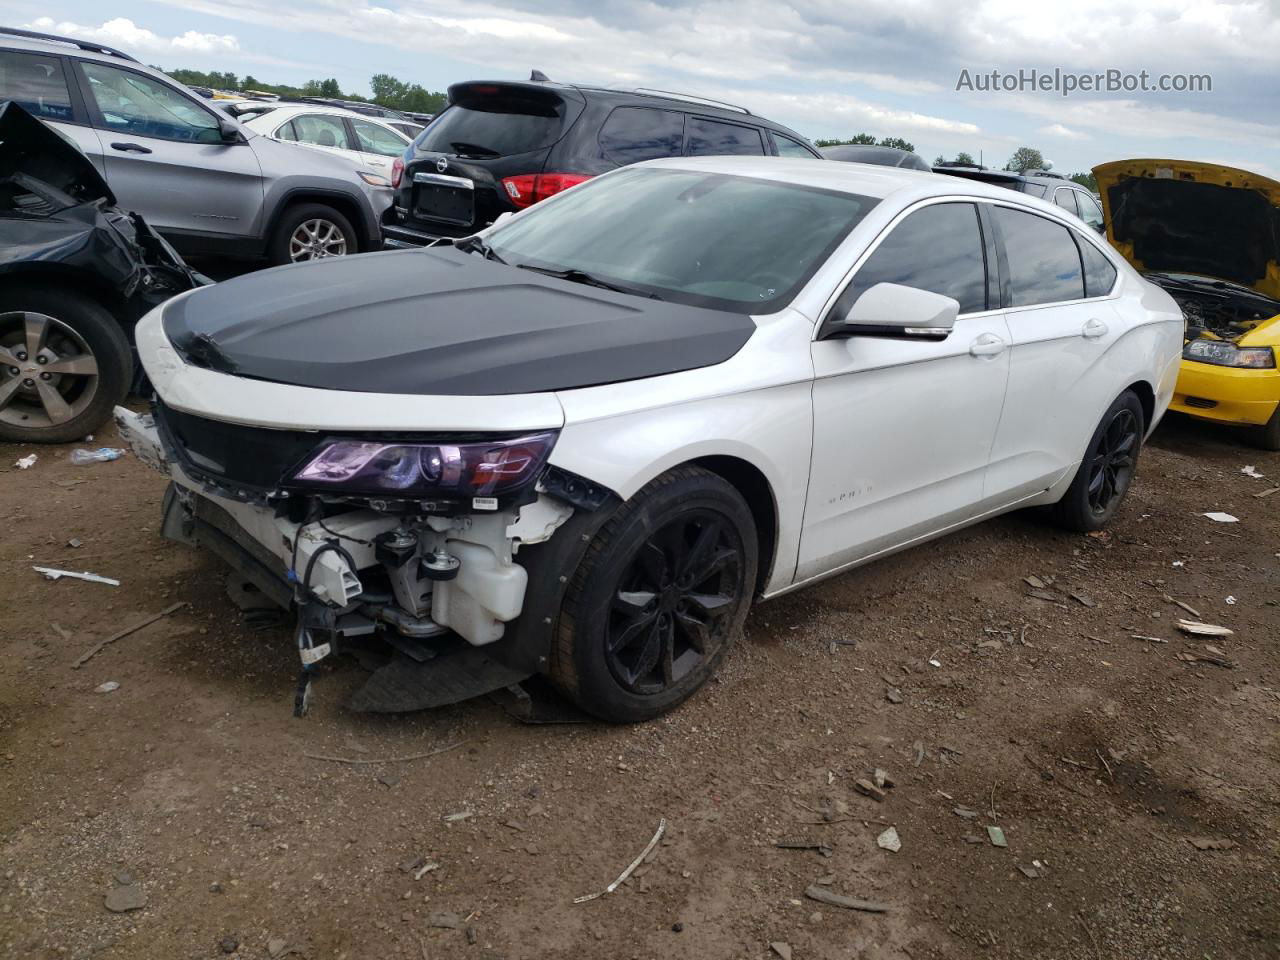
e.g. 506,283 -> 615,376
110,142 -> 152,154
1082,317 -> 1108,339
969,333 -> 1006,358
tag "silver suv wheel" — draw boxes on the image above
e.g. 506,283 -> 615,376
288,218 -> 349,261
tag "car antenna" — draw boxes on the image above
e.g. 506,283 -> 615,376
530,69 -> 550,82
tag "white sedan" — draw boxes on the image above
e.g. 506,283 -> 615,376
116,157 -> 1183,722
237,103 -> 411,189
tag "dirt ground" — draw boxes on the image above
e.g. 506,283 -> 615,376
2,409 -> 1277,960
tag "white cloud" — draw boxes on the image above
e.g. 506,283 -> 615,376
27,16 -> 239,55
1040,123 -> 1089,140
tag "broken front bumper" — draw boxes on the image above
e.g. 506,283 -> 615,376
115,405 -> 584,710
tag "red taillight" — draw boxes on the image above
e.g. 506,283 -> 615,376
391,157 -> 404,189
501,172 -> 592,209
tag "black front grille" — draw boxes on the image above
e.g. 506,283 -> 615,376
1183,397 -> 1218,409
156,401 -> 321,491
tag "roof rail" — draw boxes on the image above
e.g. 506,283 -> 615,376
630,87 -> 752,115
0,26 -> 139,62
1022,168 -> 1066,179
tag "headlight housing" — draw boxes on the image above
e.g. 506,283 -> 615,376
289,433 -> 557,501
1183,339 -> 1276,369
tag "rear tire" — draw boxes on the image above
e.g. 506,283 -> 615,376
0,286 -> 130,444
549,466 -> 757,723
1051,390 -> 1145,532
267,203 -> 358,265
1246,406 -> 1280,451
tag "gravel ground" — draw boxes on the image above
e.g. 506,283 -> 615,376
1,410 -> 1277,960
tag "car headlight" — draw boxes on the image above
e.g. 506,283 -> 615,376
289,433 -> 558,499
1183,340 -> 1276,369
357,171 -> 392,187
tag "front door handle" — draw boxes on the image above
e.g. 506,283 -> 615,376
110,142 -> 152,154
1082,317 -> 1108,339
969,333 -> 1006,358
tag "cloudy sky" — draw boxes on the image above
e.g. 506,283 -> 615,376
15,0 -> 1280,176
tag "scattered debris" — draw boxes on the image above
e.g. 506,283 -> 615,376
427,911 -> 464,929
876,826 -> 901,853
443,810 -> 474,823
70,446 -> 125,465
1175,650 -> 1234,669
1131,635 -> 1169,644
1225,596 -> 1237,605
1201,512 -> 1239,523
376,772 -> 400,788
267,938 -> 287,958
1070,592 -> 1098,608
1254,486 -> 1280,498
303,740 -> 465,765
987,826 -> 1008,848
1240,465 -> 1264,479
769,942 -> 793,960
67,537 -> 83,549
912,741 -> 925,767
1175,619 -> 1234,637
414,861 -> 440,881
1187,837 -> 1236,851
803,885 -> 889,913
1162,594 -> 1202,619
1017,864 -> 1041,879
853,779 -> 886,803
873,768 -> 895,789
775,838 -> 834,857
1023,575 -> 1050,589
104,883 -> 146,913
1083,635 -> 1111,645
574,817 -> 667,903
885,686 -> 903,704
14,454 -> 36,469
953,807 -> 980,819
94,681 -> 120,694
962,834 -> 985,844
1025,588 -> 1063,603
34,566 -> 120,587
219,937 -> 239,954
71,602 -> 185,669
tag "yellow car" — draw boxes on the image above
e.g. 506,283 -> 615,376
1094,159 -> 1280,449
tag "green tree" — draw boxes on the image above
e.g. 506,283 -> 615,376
954,151 -> 975,165
1069,172 -> 1097,192
1006,146 -> 1045,172
934,154 -> 945,165
877,136 -> 916,153
814,133 -> 915,151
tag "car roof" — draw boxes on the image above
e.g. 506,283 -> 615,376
635,155 -> 1092,218
242,103 -> 404,126
0,28 -> 148,67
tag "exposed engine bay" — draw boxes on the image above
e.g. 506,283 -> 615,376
1146,272 -> 1280,341
114,403 -> 614,716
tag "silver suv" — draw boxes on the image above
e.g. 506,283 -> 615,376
0,27 -> 389,263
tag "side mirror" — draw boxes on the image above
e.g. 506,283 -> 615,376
833,282 -> 959,341
218,118 -> 245,144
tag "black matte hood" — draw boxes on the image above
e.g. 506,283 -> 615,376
0,100 -> 114,209
162,247 -> 755,396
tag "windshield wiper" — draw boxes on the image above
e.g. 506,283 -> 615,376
516,264 -> 662,299
454,235 -> 506,264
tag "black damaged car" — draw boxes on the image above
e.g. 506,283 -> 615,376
0,101 -> 205,443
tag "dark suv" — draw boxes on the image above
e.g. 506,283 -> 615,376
932,162 -> 1105,233
381,80 -> 820,247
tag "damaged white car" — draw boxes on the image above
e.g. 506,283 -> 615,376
117,157 -> 1184,721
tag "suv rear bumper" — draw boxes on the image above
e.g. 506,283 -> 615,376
381,220 -> 441,248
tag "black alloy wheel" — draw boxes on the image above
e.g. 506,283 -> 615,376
1086,407 -> 1139,515
606,510 -> 741,696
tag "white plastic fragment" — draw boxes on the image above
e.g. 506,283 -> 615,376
95,681 -> 120,694
32,567 -> 120,586
1241,465 -> 1264,479
15,454 -> 36,469
877,826 -> 902,853
574,817 -> 666,903
1202,512 -> 1239,523
1175,619 -> 1234,637
1225,596 -> 1237,605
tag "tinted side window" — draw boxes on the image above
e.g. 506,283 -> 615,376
598,107 -> 684,165
351,118 -> 407,156
0,51 -> 73,122
993,207 -> 1085,306
277,120 -> 297,141
686,118 -> 765,157
773,134 -> 815,158
1078,238 -> 1118,297
1053,188 -> 1079,215
1076,192 -> 1105,231
1018,182 -> 1048,199
81,63 -> 221,143
837,203 -> 988,315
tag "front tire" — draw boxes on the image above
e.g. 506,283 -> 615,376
0,287 -> 131,444
1246,405 -> 1280,451
1051,390 -> 1145,532
268,203 -> 358,265
550,466 -> 757,722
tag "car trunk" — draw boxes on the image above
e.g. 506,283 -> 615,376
397,81 -> 585,239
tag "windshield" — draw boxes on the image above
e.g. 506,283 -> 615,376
418,87 -> 569,158
487,168 -> 878,312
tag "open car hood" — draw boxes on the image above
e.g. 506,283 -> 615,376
1093,159 -> 1280,300
0,100 -> 115,209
